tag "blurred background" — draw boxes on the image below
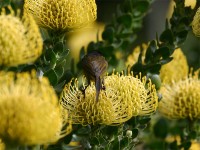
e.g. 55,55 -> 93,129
67,0 -> 200,71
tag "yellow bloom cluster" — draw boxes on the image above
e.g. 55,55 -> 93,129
24,0 -> 97,31
60,72 -> 158,125
0,71 -> 71,146
0,7 -> 43,67
160,48 -> 188,84
159,71 -> 200,120
192,7 -> 200,37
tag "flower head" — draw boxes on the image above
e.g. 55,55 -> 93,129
0,7 -> 43,67
160,48 -> 189,84
192,7 -> 200,37
158,70 -> 200,120
24,0 -> 97,31
60,72 -> 158,125
0,71 -> 71,146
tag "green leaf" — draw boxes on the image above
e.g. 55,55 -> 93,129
160,29 -> 174,44
113,139 -> 120,150
87,41 -> 97,52
169,141 -> 178,150
126,117 -> 138,127
138,124 -> 147,130
42,55 -> 50,65
54,66 -> 64,79
117,13 -> 132,28
176,30 -> 188,44
102,126 -> 118,136
57,59 -> 66,68
77,126 -> 91,135
181,141 -> 192,150
53,42 -> 64,54
99,45 -> 114,57
57,49 -> 69,63
189,131 -> 197,139
0,0 -> 11,8
138,117 -> 151,125
148,64 -> 161,73
155,47 -> 170,59
120,137 -> 129,149
63,133 -> 73,144
102,27 -> 115,43
45,48 -> 57,65
145,40 -> 157,63
132,128 -> 139,139
154,118 -> 168,139
90,137 -> 99,145
159,57 -> 173,65
20,64 -> 37,72
79,47 -> 85,60
62,70 -> 74,83
134,0 -> 150,16
44,69 -> 58,86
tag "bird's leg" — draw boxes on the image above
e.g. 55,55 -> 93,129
101,78 -> 106,90
95,76 -> 101,102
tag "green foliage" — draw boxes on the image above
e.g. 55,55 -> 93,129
132,0 -> 197,75
35,31 -> 71,94
0,0 -> 10,8
1,0 -> 200,150
77,0 -> 154,71
153,118 -> 169,139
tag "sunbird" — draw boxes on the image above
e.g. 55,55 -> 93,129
81,51 -> 108,102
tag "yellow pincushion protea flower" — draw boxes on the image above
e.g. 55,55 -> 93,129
192,7 -> 200,37
0,71 -> 71,146
158,70 -> 200,120
24,0 -> 97,31
0,7 -> 43,67
60,72 -> 158,125
160,48 -> 189,84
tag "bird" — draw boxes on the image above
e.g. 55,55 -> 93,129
81,51 -> 108,102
